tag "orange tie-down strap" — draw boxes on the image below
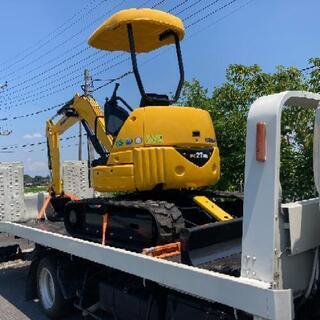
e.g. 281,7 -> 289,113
64,192 -> 81,201
102,214 -> 109,246
37,192 -> 80,221
37,196 -> 52,221
142,242 -> 181,259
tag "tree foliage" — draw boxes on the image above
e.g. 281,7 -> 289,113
180,60 -> 320,202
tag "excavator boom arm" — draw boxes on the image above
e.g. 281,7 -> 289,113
46,94 -> 113,195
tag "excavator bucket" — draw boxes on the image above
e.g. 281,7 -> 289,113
180,218 -> 242,270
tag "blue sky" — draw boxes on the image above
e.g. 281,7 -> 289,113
0,0 -> 318,176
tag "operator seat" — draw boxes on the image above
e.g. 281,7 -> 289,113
140,93 -> 170,107
104,100 -> 130,137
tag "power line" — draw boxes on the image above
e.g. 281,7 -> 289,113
174,0 -> 205,16
92,71 -> 133,92
0,0 -> 99,69
0,133 -> 86,151
0,70 -> 133,122
0,0 -> 169,109
186,0 -> 238,29
300,65 -> 316,73
0,103 -> 64,121
0,55 -> 129,111
16,54 -> 126,107
2,0 -> 164,86
0,0 -> 158,101
167,0 -> 190,13
2,0 -> 247,120
0,1 -> 126,81
183,0 -> 225,21
0,51 -> 103,103
1,0 -> 180,104
187,0 -> 255,39
25,141 -> 87,154
0,0 -> 109,75
1,45 -> 90,95
151,0 -> 167,8
0,82 -> 8,90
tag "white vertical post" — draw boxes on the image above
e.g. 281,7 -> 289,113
241,92 -> 320,289
313,107 -> 320,194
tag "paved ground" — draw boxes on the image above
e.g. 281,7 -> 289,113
0,234 -> 80,320
0,261 -> 50,320
0,261 -> 83,320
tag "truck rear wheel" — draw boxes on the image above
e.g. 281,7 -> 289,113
37,256 -> 70,319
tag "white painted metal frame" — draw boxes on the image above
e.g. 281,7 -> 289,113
313,107 -> 320,193
282,198 -> 320,255
0,221 -> 292,320
6,91 -> 320,319
241,91 -> 320,288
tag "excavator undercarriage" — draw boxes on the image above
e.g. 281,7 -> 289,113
64,198 -> 184,252
43,190 -> 243,269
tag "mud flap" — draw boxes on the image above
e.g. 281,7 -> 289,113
0,244 -> 22,263
26,256 -> 40,300
180,218 -> 242,266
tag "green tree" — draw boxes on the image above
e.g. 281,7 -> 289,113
180,61 -> 319,201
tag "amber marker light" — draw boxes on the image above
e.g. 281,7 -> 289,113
256,122 -> 266,162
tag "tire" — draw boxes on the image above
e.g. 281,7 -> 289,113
36,256 -> 71,319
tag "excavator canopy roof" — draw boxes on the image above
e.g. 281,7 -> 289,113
88,8 -> 185,53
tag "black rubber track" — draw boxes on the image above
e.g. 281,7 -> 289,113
64,197 -> 185,248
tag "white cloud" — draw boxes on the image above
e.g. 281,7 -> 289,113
25,160 -> 48,174
23,132 -> 43,139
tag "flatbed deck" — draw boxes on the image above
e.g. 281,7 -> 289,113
0,220 -> 291,320
15,219 -> 242,274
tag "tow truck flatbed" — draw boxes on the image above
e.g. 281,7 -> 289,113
0,220 -> 290,320
3,91 -> 319,320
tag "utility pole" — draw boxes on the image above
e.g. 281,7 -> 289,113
80,70 -> 94,163
82,70 -> 95,189
0,81 -> 11,136
79,70 -> 93,160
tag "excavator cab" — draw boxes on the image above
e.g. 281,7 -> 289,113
104,83 -> 132,137
46,8 -> 221,196
89,8 -> 184,107
86,8 -> 221,193
89,8 -> 185,136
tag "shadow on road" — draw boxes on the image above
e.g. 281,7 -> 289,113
0,263 -> 80,320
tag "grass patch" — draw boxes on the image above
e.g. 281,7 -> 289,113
24,186 -> 47,193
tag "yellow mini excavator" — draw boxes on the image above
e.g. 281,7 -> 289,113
45,8 -> 238,253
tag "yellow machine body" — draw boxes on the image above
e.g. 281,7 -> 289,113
46,8 -> 220,198
93,106 -> 220,192
45,8 -> 233,251
88,8 -> 185,53
46,96 -> 220,194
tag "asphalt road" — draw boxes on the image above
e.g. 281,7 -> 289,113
0,232 -> 80,320
0,261 -> 81,320
0,261 -> 50,320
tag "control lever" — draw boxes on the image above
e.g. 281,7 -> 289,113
109,83 -> 120,104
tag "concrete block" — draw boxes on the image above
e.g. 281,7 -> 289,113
0,162 -> 26,222
62,160 -> 93,199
